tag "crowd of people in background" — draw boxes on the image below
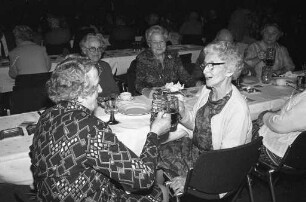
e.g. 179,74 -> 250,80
0,0 -> 306,68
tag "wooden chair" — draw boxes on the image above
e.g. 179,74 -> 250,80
252,132 -> 306,202
181,137 -> 263,202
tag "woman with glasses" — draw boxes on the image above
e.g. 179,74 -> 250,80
157,41 -> 252,197
80,33 -> 119,98
135,25 -> 196,97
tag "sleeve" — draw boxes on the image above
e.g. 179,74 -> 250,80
175,53 -> 196,87
103,62 -> 120,95
85,125 -> 159,192
244,43 -> 265,76
135,56 -> 149,93
8,51 -> 18,78
43,47 -> 51,71
221,105 -> 252,149
281,47 -> 295,72
263,96 -> 306,133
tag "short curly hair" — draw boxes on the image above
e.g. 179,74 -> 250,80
46,55 -> 99,103
204,41 -> 243,80
13,25 -> 33,42
145,25 -> 168,45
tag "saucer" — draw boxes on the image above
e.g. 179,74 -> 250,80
117,96 -> 134,101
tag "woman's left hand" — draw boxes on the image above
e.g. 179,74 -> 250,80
170,176 -> 186,196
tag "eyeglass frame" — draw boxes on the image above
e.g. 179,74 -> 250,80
87,46 -> 106,53
200,62 -> 225,71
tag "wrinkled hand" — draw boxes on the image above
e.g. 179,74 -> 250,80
170,176 -> 186,196
178,100 -> 186,120
150,112 -> 171,136
258,51 -> 266,60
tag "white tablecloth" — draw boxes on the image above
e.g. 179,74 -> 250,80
0,83 -> 294,185
0,45 -> 203,93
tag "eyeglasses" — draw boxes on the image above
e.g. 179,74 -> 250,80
87,46 -> 105,53
200,62 -> 225,71
150,40 -> 166,47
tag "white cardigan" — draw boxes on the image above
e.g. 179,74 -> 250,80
181,85 -> 252,150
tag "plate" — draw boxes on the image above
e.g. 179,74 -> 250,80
117,96 -> 134,101
119,103 -> 151,116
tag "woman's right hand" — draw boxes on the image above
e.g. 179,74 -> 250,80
258,51 -> 266,60
178,100 -> 186,120
150,112 -> 171,136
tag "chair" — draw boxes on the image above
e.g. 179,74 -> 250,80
252,132 -> 306,202
10,72 -> 54,114
182,137 -> 263,202
126,59 -> 139,96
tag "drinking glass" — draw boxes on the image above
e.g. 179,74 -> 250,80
265,48 -> 276,66
105,98 -> 119,125
165,96 -> 179,132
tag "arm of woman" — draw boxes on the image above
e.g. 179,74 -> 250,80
280,46 -> 295,73
262,96 -> 306,133
8,52 -> 18,78
221,106 -> 252,149
244,43 -> 265,75
85,127 -> 159,192
135,57 -> 150,94
102,62 -> 120,96
175,54 -> 196,87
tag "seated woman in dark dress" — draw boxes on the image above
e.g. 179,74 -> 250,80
80,33 -> 119,98
135,25 -> 196,98
30,56 -> 171,202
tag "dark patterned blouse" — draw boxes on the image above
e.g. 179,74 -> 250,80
135,49 -> 195,93
30,101 -> 164,202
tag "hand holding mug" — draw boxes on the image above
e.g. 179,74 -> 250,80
150,112 -> 171,136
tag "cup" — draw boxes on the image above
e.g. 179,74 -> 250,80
165,96 -> 179,132
119,92 -> 132,101
265,48 -> 276,66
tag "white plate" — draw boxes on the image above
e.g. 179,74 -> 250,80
119,103 -> 151,116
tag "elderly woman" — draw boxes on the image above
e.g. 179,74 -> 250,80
9,25 -> 50,79
30,56 -> 171,202
135,25 -> 196,97
158,41 -> 252,196
80,33 -> 119,98
256,89 -> 306,166
244,23 -> 295,80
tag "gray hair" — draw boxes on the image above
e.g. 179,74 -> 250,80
46,55 -> 98,103
145,25 -> 168,44
13,25 -> 33,42
204,41 -> 243,80
79,33 -> 108,54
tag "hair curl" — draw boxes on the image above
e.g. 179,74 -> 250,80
46,55 -> 98,103
145,25 -> 168,45
204,41 -> 243,80
13,25 -> 33,41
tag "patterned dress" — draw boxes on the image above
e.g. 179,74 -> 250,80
30,101 -> 164,202
159,91 -> 232,178
135,49 -> 195,93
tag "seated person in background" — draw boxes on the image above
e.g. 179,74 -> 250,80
44,15 -> 71,55
109,15 -> 136,50
256,90 -> 306,166
80,33 -> 119,98
244,23 -> 295,80
9,25 -> 50,79
135,25 -> 196,97
196,28 -> 234,66
30,56 -> 171,202
179,11 -> 203,45
158,41 -> 252,196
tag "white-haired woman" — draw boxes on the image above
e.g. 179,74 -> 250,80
80,33 -> 119,98
135,25 -> 196,97
158,41 -> 253,196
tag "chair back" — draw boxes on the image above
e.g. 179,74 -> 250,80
127,59 -> 139,96
185,137 -> 262,197
282,131 -> 306,170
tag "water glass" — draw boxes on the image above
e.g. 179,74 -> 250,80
265,48 -> 276,66
165,96 -> 179,132
105,99 -> 119,125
